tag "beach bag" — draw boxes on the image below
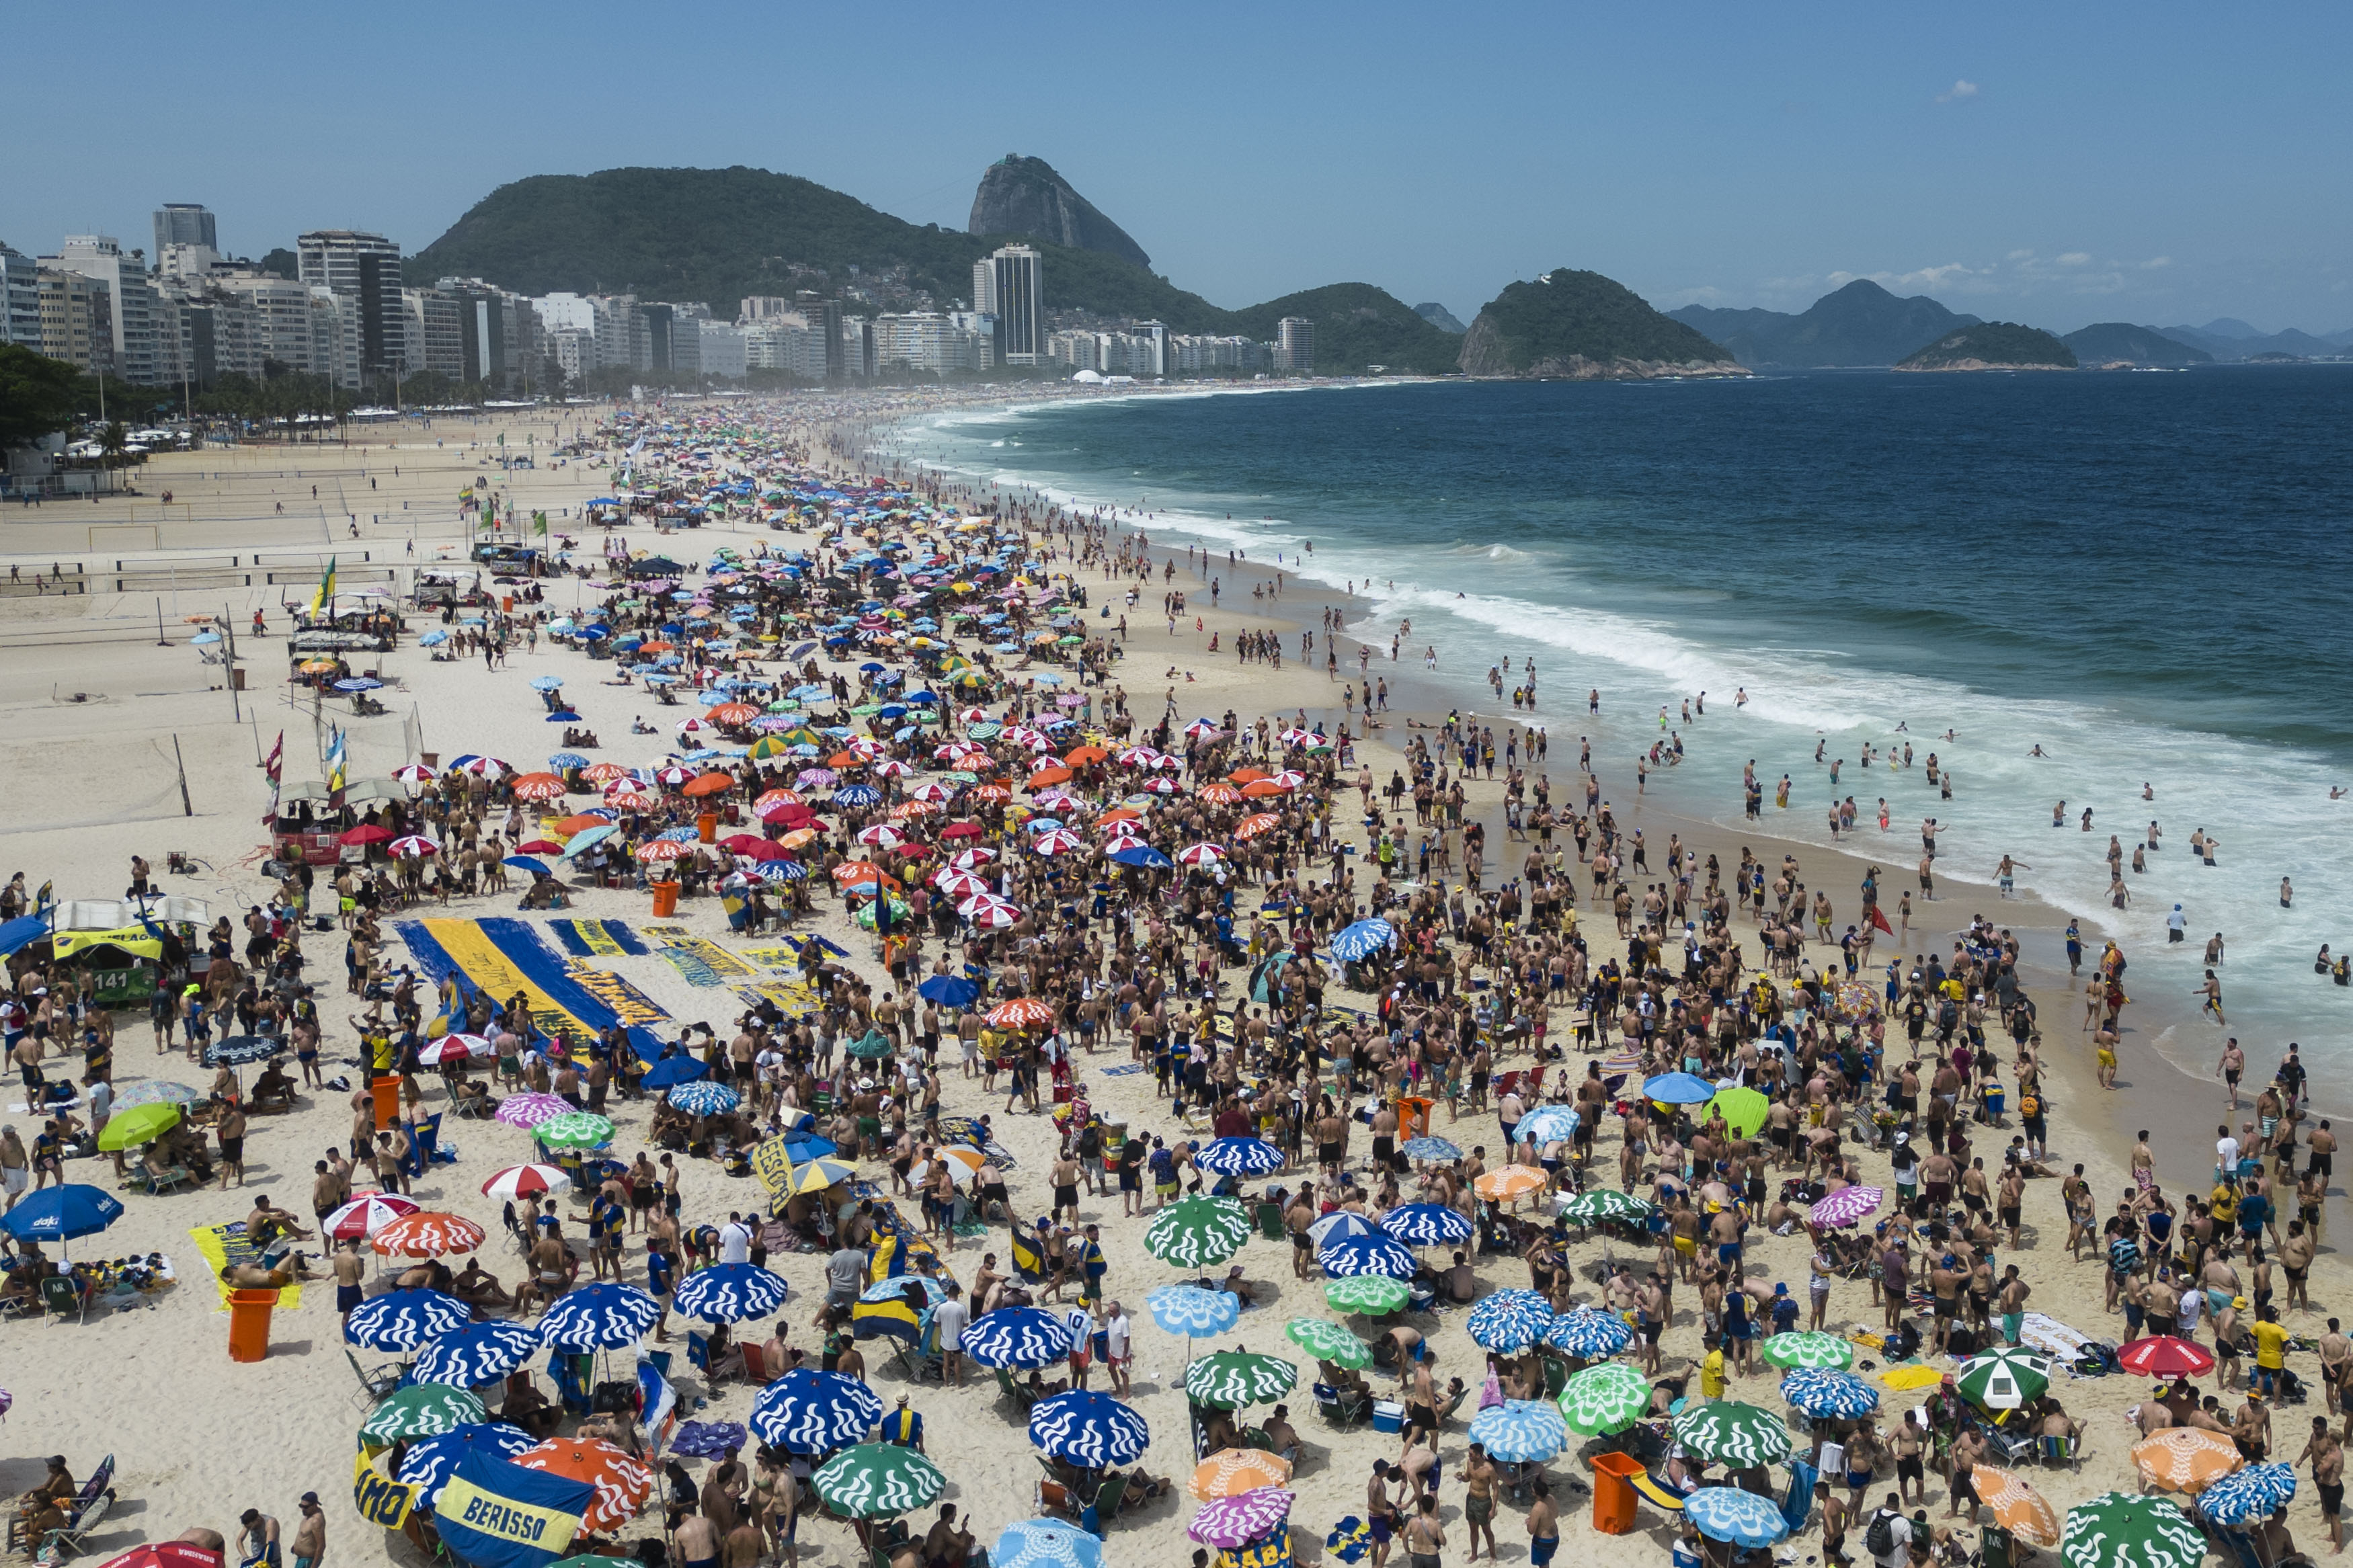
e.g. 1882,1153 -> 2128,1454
1866,1510 -> 1899,1558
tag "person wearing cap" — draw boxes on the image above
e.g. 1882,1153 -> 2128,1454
290,1494 -> 325,1568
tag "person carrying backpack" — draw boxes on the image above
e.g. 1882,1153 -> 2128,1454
1865,1495 -> 1912,1568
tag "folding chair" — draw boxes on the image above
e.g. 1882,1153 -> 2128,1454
39,1276 -> 86,1325
348,1348 -> 403,1406
37,1491 -> 112,1561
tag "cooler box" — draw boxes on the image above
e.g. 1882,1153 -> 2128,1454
1371,1400 -> 1404,1434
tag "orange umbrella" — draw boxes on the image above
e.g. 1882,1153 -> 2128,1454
2131,1428 -> 2243,1492
754,788 -> 804,809
370,1211 -> 488,1258
552,815 -> 608,837
1228,768 -> 1269,785
973,784 -> 1012,802
891,800 -> 939,819
826,751 -> 865,768
681,772 -> 735,797
706,702 -> 760,725
637,839 -> 690,862
1473,1166 -> 1547,1201
606,792 -> 656,811
1234,813 -> 1281,839
1025,766 -> 1074,789
1099,807 -> 1145,824
1972,1467 -> 2060,1549
1197,784 -> 1244,804
515,1438 -> 653,1534
582,762 -> 632,784
511,774 -> 568,802
1064,745 -> 1109,767
639,640 -> 675,653
1242,779 -> 1287,798
779,828 -> 820,849
832,860 -> 900,891
1190,1448 -> 1294,1501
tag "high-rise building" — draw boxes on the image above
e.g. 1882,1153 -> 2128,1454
297,230 -> 404,377
739,296 -> 797,324
0,243 -> 42,351
983,244 -> 1042,365
744,315 -> 829,381
46,237 -> 164,384
1275,317 -> 1314,373
697,320 -> 747,380
153,204 -> 217,258
971,260 -> 996,317
401,288 -> 465,378
36,270 -> 112,376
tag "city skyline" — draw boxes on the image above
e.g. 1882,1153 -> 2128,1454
1,2 -> 2346,335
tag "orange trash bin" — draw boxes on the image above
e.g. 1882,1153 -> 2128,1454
371,1074 -> 400,1130
696,811 -> 718,843
651,882 -> 680,917
1590,1450 -> 1644,1533
227,1287 -> 276,1362
1396,1095 -> 1435,1145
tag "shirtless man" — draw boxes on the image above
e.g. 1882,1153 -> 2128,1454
1461,1443 -> 1499,1561
331,1240 -> 366,1322
672,1512 -> 719,1568
2297,1417 -> 2345,1555
1524,1479 -> 1558,1568
1891,1417 -> 1928,1505
1402,1495 -> 1445,1568
516,1225 -> 573,1315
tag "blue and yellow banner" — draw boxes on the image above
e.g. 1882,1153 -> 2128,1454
353,1450 -> 414,1530
549,919 -> 650,958
397,917 -> 668,1058
432,1452 -> 592,1568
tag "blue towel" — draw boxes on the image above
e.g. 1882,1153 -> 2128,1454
1781,1459 -> 1818,1538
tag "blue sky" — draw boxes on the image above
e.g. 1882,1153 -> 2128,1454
5,1 -> 2348,333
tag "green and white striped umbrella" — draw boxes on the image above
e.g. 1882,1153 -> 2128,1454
1761,1331 -> 1855,1370
811,1444 -> 947,1518
1956,1346 -> 2054,1411
533,1112 -> 616,1150
1558,1361 -> 1652,1436
1184,1351 -> 1299,1409
1144,1196 -> 1252,1271
1558,1188 -> 1656,1224
1671,1401 -> 1794,1467
1324,1275 -> 1411,1316
360,1383 -> 488,1445
1284,1319 -> 1371,1369
2061,1492 -> 2208,1568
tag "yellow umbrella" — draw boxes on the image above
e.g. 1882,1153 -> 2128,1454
789,1159 -> 859,1195
1473,1166 -> 1546,1201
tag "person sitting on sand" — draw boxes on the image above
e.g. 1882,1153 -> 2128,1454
500,1374 -> 562,1438
450,1256 -> 513,1310
245,1192 -> 313,1249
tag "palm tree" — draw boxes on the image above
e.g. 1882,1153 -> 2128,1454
97,421 -> 129,470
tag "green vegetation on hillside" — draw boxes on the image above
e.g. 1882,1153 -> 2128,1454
1897,322 -> 2077,370
1462,270 -> 1734,375
1229,284 -> 1462,374
2061,323 -> 2212,366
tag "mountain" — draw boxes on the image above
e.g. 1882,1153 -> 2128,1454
967,155 -> 1150,270
1228,284 -> 1462,375
1896,322 -> 2076,371
1669,280 -> 1980,367
1460,269 -> 1743,379
2196,317 -> 2264,339
2062,323 -> 2213,368
1412,302 -> 1466,334
2157,323 -> 2345,361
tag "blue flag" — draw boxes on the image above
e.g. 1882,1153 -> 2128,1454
430,1451 -> 594,1568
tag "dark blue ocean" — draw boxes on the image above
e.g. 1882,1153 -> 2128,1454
898,368 -> 2353,1067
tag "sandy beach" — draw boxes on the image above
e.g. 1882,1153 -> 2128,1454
0,389 -> 2340,1568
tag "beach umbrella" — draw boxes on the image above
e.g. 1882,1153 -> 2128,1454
1704,1087 -> 1772,1139
1513,1106 -> 1580,1146
1642,1071 -> 1716,1104
916,974 -> 979,1007
1468,1399 -> 1568,1463
534,1112 -> 616,1151
360,1383 -> 487,1445
1763,1330 -> 1856,1370
95,1102 -> 181,1151
202,1035 -> 278,1067
1329,919 -> 1396,961
1956,1346 -> 2054,1410
1029,1390 -> 1151,1469
1972,1467 -> 2063,1549
417,1034 -> 490,1066
494,1092 -> 572,1129
959,1305 -> 1076,1368
1194,1137 -> 1285,1176
1318,1232 -> 1417,1280
413,1319 -> 544,1387
1191,1450 -> 1293,1501
1559,1360 -> 1652,1436
372,1211 -> 488,1259
1807,1186 -> 1885,1228
1145,1196 -> 1253,1270
538,1282 -> 662,1349
0,1184 -> 122,1247
344,1288 -> 472,1352
1188,1488 -> 1295,1550
2061,1493 -> 2208,1568
992,1521 -> 1103,1568
516,1438 -> 655,1534
1546,1305 -> 1636,1358
1557,1188 -> 1657,1225
667,1081 -> 742,1116
750,1368 -> 885,1453
672,1263 -> 790,1323
1685,1487 -> 1792,1549
2130,1428 -> 2243,1493
1183,1351 -> 1297,1409
2197,1463 -> 2298,1525
641,1054 -> 709,1087
1379,1203 -> 1473,1247
1671,1400 -> 1794,1467
1146,1284 -> 1240,1338
1471,1166 -> 1546,1202
110,1079 -> 200,1108
1400,1136 -> 1462,1163
322,1191 -> 420,1241
1466,1290 -> 1558,1352
481,1163 -> 568,1200
849,1280 -> 930,1345
1780,1368 -> 1880,1419
393,1422 -> 536,1508
984,996 -> 1055,1029
1306,1213 -> 1371,1253
1285,1318 -> 1371,1368
1324,1275 -> 1411,1316
2118,1335 -> 2217,1378
785,1158 -> 858,1195
811,1444 -> 946,1518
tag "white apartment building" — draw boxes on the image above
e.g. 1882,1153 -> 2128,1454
0,243 -> 42,351
873,312 -> 990,376
744,316 -> 828,381
45,236 -> 165,384
296,229 -> 404,377
697,320 -> 748,380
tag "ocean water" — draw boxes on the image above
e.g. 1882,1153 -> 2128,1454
891,369 -> 2353,1075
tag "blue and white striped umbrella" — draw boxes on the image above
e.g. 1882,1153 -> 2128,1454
1379,1203 -> 1474,1247
672,1262 -> 791,1323
2199,1463 -> 2298,1526
1513,1106 -> 1581,1145
1308,1211 -> 1376,1247
1028,1390 -> 1151,1467
1146,1285 -> 1240,1338
666,1081 -> 742,1116
1194,1137 -> 1285,1176
1318,1233 -> 1417,1279
344,1288 -> 471,1352
959,1305 -> 1077,1368
1545,1306 -> 1636,1358
413,1319 -> 543,1386
1329,919 -> 1397,962
1466,1399 -> 1568,1462
537,1282 -> 662,1349
1466,1290 -> 1559,1353
750,1368 -> 886,1454
1400,1137 -> 1462,1163
1685,1487 -> 1791,1548
393,1421 -> 536,1508
1780,1368 -> 1881,1419
994,1520 -> 1105,1568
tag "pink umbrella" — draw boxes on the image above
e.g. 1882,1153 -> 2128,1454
1141,776 -> 1181,794
393,763 -> 438,783
1031,829 -> 1084,856
323,1191 -> 420,1241
1187,1488 -> 1295,1549
481,1163 -> 568,1200
856,825 -> 907,848
495,1092 -> 572,1130
1808,1186 -> 1885,1228
906,782 -> 955,804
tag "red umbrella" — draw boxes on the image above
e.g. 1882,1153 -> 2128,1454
941,821 -> 985,839
720,833 -> 770,854
515,839 -> 564,854
736,840 -> 794,864
95,1547 -> 223,1568
340,824 -> 393,846
986,997 -> 1056,1030
2117,1335 -> 2217,1377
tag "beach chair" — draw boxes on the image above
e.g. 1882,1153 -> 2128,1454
1080,1472 -> 1129,1536
415,1112 -> 458,1166
36,1491 -> 112,1561
686,1331 -> 712,1374
1979,1525 -> 2019,1568
1628,1469 -> 1691,1513
863,1518 -> 912,1568
348,1348 -> 403,1406
2037,1432 -> 2082,1471
2215,1528 -> 2266,1568
39,1276 -> 86,1325
740,1342 -> 773,1385
1314,1381 -> 1367,1427
1035,1475 -> 1076,1522
142,1165 -> 196,1196
1255,1201 -> 1285,1242
995,1368 -> 1041,1414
